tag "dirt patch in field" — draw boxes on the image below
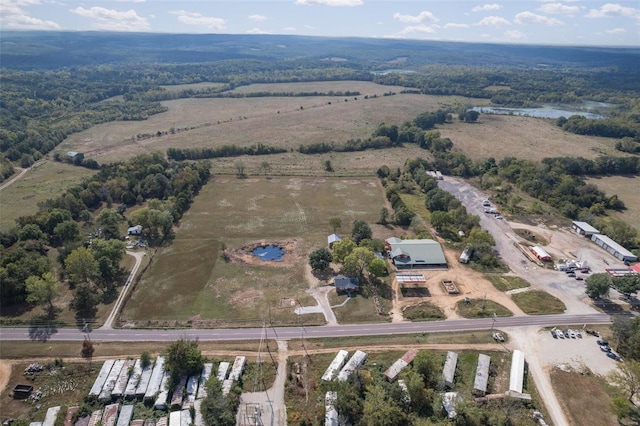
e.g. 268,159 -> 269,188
230,289 -> 265,307
0,359 -> 12,395
224,239 -> 302,267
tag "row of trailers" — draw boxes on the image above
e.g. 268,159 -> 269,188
52,355 -> 248,426
320,349 -> 499,424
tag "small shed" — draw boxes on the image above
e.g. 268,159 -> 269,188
128,225 -> 142,235
12,384 -> 33,399
333,276 -> 359,294
327,234 -> 342,248
530,246 -> 551,262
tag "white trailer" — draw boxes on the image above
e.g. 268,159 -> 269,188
442,351 -> 458,389
89,359 -> 115,398
112,359 -> 134,399
145,356 -> 165,400
170,376 -> 186,410
124,359 -> 142,400
180,409 -> 191,426
116,405 -> 134,426
101,404 -> 119,426
216,361 -> 230,382
193,399 -> 204,426
473,354 -> 491,396
325,391 -> 338,426
153,372 -> 170,410
100,359 -> 125,401
135,358 -> 155,398
88,410 -> 103,426
42,406 -> 61,426
337,350 -> 367,382
196,363 -> 213,400
509,350 -> 525,394
228,356 -> 246,381
169,411 -> 181,426
321,350 -> 349,382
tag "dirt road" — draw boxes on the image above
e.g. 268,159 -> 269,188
101,250 -> 145,329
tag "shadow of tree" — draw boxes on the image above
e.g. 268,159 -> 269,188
28,315 -> 59,341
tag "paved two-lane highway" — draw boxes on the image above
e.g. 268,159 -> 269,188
0,313 -> 611,342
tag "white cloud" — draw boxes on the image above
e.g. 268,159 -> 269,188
400,24 -> 436,34
248,14 -> 267,22
444,23 -> 469,29
504,30 -> 526,40
393,11 -> 438,23
170,10 -> 226,30
538,3 -> 580,16
295,0 -> 363,6
282,26 -> 297,32
605,27 -> 625,34
476,16 -> 511,28
116,0 -> 145,3
246,27 -> 271,34
472,4 -> 502,13
514,11 -> 564,25
0,0 -> 61,29
71,6 -> 149,31
586,3 -> 638,18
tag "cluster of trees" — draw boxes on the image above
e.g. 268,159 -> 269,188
52,152 -> 100,170
1,153 -> 211,320
167,144 -> 286,161
541,155 -> 640,177
557,115 -> 638,140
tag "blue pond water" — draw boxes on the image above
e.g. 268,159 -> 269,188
252,245 -> 285,262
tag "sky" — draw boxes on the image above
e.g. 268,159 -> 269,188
1,0 -> 639,47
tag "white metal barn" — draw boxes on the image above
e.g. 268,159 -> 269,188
509,350 -> 525,394
591,234 -> 638,262
321,350 -> 349,381
442,351 -> 459,389
89,359 -> 115,398
337,350 -> 367,382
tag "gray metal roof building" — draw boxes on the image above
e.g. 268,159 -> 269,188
591,234 -> 638,262
473,354 -> 491,396
385,238 -> 447,270
442,351 -> 458,388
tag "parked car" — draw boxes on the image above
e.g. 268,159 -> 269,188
568,273 -> 576,277
576,330 -> 582,338
551,330 -> 558,338
568,329 -> 576,338
606,352 -> 621,361
597,339 -> 609,346
581,269 -> 590,273
495,214 -> 503,220
563,330 -> 570,338
586,329 -> 600,337
600,345 -> 612,352
557,330 -> 565,339
575,276 -> 584,281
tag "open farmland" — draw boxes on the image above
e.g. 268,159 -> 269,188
439,113 -> 623,162
56,81 -> 473,164
0,161 -> 94,230
120,176 -> 384,326
587,175 -> 640,232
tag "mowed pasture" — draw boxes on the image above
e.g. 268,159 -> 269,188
56,81 -> 473,164
121,176 -> 383,326
587,175 -> 640,231
0,161 -> 94,230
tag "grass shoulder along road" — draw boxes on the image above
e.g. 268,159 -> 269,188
456,299 -> 514,318
512,290 -> 566,315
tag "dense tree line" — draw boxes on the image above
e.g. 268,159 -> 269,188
0,153 -> 211,318
557,115 -> 639,140
167,144 -> 287,161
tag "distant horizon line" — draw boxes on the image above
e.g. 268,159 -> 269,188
2,29 -> 638,51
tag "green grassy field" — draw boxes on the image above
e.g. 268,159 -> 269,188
587,175 -> 640,232
512,290 -> 566,315
0,161 -> 94,230
486,275 -> 531,292
456,299 -> 514,318
402,301 -> 446,321
121,176 -> 384,326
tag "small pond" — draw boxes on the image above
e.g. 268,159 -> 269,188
470,105 -> 606,120
252,245 -> 285,262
